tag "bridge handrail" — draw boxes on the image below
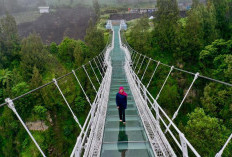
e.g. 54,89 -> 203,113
121,29 -> 232,156
125,61 -> 200,156
121,31 -> 232,87
71,28 -> 114,156
70,59 -> 112,156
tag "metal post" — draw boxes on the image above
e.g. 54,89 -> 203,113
98,54 -> 106,70
165,72 -> 199,133
179,133 -> 188,157
89,61 -> 101,85
129,50 -> 134,59
137,55 -> 146,75
5,98 -> 46,157
99,53 -> 106,71
155,101 -> 160,126
132,52 -> 138,68
53,79 -> 82,130
74,136 -> 82,157
215,133 -> 232,157
138,76 -> 141,91
97,56 -> 105,75
131,51 -> 136,62
100,53 -> 106,68
72,70 -> 92,106
143,85 -> 147,104
147,61 -> 160,88
97,55 -> 105,74
82,65 -> 97,93
94,58 -> 103,78
134,54 -> 141,71
155,66 -> 174,100
141,58 -> 151,81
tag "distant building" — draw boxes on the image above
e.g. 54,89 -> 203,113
38,6 -> 49,14
120,20 -> 127,30
106,20 -> 112,30
178,2 -> 192,11
149,16 -> 154,20
129,8 -> 156,14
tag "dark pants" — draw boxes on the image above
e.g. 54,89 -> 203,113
118,108 -> 126,122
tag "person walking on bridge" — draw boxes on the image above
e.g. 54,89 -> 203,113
116,86 -> 127,124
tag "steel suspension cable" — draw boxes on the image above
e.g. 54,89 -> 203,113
82,65 -> 97,93
137,55 -> 146,75
72,70 -> 92,105
134,54 -> 142,71
147,61 -> 160,88
141,58 -> 151,81
89,61 -> 101,85
94,58 -> 103,78
156,66 -> 174,100
124,41 -> 232,87
53,78 -> 82,130
5,98 -> 46,157
165,72 -> 199,133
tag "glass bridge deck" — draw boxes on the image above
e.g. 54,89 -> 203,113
100,26 -> 154,157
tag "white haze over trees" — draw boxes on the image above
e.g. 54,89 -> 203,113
0,0 -> 206,15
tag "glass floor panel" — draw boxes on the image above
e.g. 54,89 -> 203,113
101,142 -> 154,157
105,120 -> 143,128
100,26 -> 154,157
107,110 -> 138,116
103,123 -> 148,142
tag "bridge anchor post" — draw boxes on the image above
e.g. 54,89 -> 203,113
5,98 -> 46,157
179,133 -> 188,157
155,101 -> 160,126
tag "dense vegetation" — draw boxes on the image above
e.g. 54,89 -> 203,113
0,0 -> 110,155
1,0 -> 232,156
124,0 -> 232,156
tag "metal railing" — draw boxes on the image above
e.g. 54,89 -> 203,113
120,23 -> 232,157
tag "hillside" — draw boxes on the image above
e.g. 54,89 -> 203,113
18,6 -> 96,44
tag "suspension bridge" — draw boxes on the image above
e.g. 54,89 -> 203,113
1,20 -> 232,157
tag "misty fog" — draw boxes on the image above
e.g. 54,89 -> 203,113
0,0 -> 206,15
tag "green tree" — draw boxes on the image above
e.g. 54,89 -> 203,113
0,13 -> 18,43
73,40 -> 88,67
201,83 -> 232,128
0,107 -> 19,156
85,19 -> 104,55
153,0 -> 179,53
33,105 -> 47,120
183,2 -> 217,64
199,39 -> 232,128
58,37 -> 78,68
202,2 -> 217,44
210,0 -> 231,39
74,97 -> 87,114
0,13 -> 19,68
192,0 -> 200,8
0,69 -> 12,98
0,69 -> 12,87
185,108 -> 229,156
49,42 -> 58,54
30,66 -> 43,106
93,0 -> 100,19
20,33 -> 48,80
30,66 -> 42,89
199,39 -> 232,79
127,17 -> 151,55
12,82 -> 33,117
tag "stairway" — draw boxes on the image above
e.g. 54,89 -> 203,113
100,26 -> 155,157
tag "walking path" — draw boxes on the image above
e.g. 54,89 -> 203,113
100,26 -> 154,157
